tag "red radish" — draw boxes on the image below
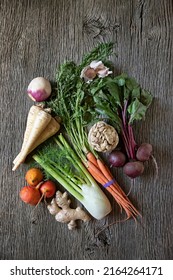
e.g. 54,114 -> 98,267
19,186 -> 41,205
40,180 -> 56,198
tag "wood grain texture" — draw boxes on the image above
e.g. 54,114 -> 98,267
0,0 -> 173,260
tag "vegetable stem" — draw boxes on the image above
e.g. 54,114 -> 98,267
33,154 -> 83,201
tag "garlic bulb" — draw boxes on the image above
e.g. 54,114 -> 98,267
88,121 -> 119,152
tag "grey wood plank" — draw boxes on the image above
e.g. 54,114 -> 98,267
0,0 -> 173,260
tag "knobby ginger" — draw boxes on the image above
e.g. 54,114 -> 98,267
47,191 -> 91,230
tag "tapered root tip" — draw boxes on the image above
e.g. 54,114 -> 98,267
151,155 -> 159,180
12,162 -> 21,171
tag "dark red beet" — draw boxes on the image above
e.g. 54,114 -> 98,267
136,143 -> 153,162
108,151 -> 126,167
123,161 -> 144,178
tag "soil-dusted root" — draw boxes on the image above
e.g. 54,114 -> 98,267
14,117 -> 60,164
12,109 -> 52,171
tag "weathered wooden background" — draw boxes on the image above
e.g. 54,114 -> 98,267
0,0 -> 173,260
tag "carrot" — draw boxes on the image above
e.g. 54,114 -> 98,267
87,161 -> 107,184
107,186 -> 134,218
97,158 -> 113,181
87,166 -> 106,185
13,109 -> 52,171
87,157 -> 140,220
86,152 -> 98,167
97,158 -> 130,197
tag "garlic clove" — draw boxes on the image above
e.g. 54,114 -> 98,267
80,66 -> 96,82
97,68 -> 113,78
90,60 -> 104,69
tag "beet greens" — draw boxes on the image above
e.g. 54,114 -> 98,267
89,73 -> 153,160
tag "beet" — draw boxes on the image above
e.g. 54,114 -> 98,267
108,151 -> 126,167
123,161 -> 144,178
136,143 -> 153,162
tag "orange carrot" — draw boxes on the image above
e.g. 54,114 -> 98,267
86,154 -> 140,220
97,158 -> 113,181
87,167 -> 106,185
87,161 -> 107,184
86,152 -> 98,167
107,187 -> 135,218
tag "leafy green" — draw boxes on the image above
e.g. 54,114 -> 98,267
140,89 -> 153,107
128,98 -> 148,124
45,42 -> 153,161
79,42 -> 114,72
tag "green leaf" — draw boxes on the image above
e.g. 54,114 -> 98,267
124,86 -> 130,99
128,98 -> 147,124
126,77 -> 139,90
106,80 -> 122,107
114,73 -> 128,86
94,99 -> 121,130
79,42 -> 114,71
140,89 -> 153,108
131,86 -> 141,99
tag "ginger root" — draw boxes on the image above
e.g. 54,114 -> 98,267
47,191 -> 91,230
88,121 -> 119,152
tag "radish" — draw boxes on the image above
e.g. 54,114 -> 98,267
19,186 -> 41,205
40,180 -> 56,198
27,77 -> 51,102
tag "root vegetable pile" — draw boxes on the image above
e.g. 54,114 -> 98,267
13,42 -> 157,230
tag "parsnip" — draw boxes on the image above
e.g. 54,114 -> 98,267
13,110 -> 52,171
13,117 -> 60,164
21,105 -> 43,150
13,105 -> 42,164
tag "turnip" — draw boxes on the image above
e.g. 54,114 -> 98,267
136,143 -> 153,161
27,77 -> 51,102
123,161 -> 144,178
108,150 -> 126,167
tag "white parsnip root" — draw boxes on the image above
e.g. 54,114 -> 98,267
48,191 -> 91,230
12,105 -> 60,171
